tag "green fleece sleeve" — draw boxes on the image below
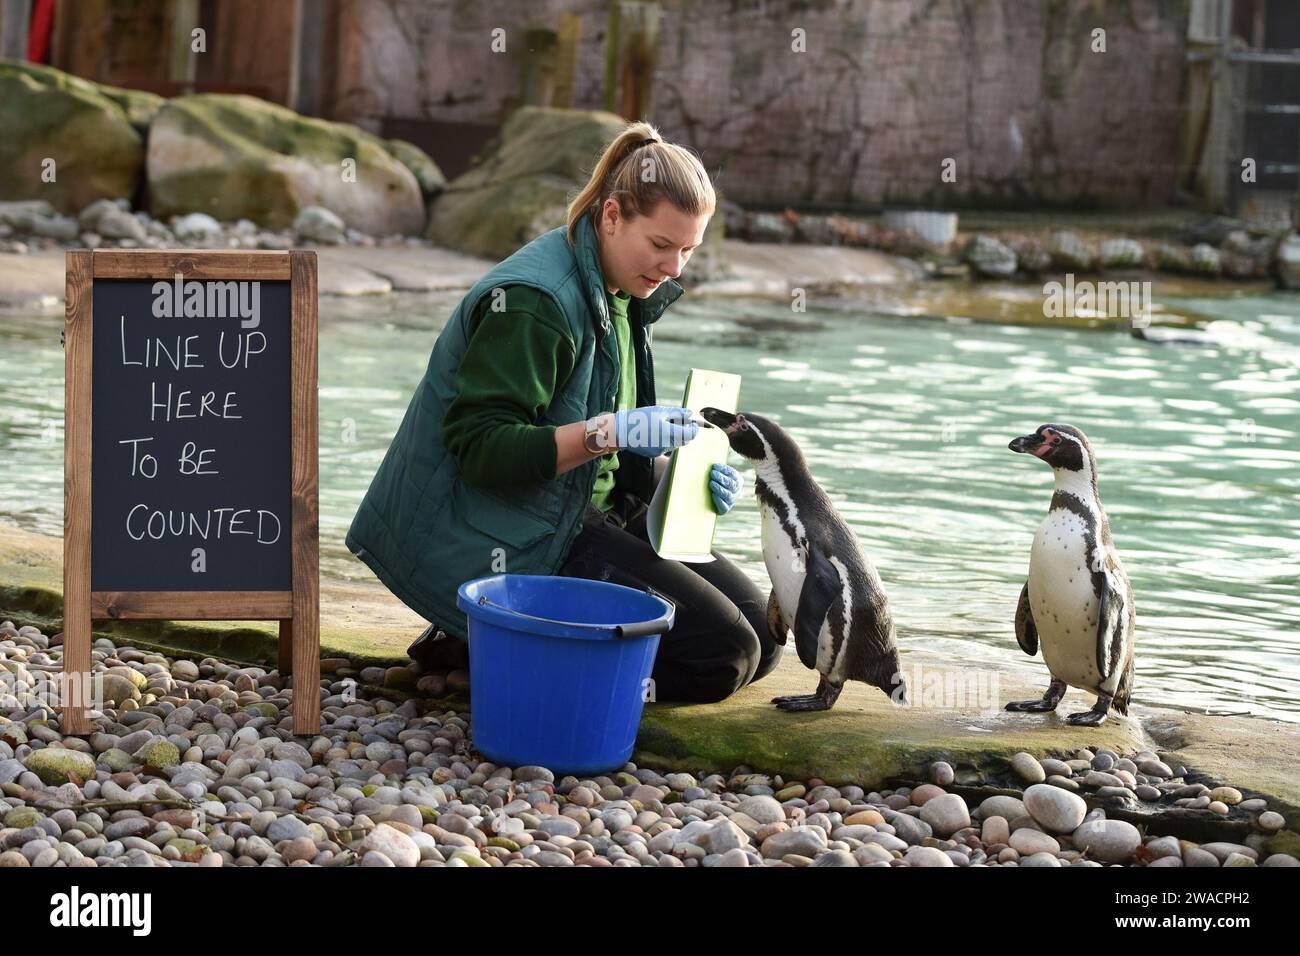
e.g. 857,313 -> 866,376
442,287 -> 577,488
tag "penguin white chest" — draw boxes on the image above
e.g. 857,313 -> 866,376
759,501 -> 805,633
1028,508 -> 1102,690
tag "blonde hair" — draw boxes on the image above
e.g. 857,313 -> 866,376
565,120 -> 716,246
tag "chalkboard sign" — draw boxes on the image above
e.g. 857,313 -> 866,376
91,278 -> 292,590
63,250 -> 319,735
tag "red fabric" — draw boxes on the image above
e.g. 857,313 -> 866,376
28,0 -> 56,63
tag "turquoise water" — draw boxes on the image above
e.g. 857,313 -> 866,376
3,289 -> 1298,721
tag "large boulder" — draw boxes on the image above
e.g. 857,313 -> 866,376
428,106 -> 725,277
383,138 -> 446,203
146,93 -> 425,235
427,106 -> 629,260
0,61 -> 144,215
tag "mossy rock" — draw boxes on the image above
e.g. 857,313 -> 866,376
25,748 -> 96,785
134,740 -> 180,769
3,807 -> 42,829
383,666 -> 417,690
634,651 -> 1147,788
243,702 -> 281,720
146,93 -> 424,234
0,724 -> 28,747
107,665 -> 149,691
0,61 -> 143,214
427,106 -> 628,260
97,748 -> 134,772
449,849 -> 490,867
383,138 -> 446,202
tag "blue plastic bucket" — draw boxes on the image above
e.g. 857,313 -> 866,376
456,574 -> 675,775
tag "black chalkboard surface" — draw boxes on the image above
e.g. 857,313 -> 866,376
90,278 -> 292,590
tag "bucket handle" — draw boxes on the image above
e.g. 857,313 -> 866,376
476,588 -> 674,639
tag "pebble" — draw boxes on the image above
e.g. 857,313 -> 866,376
1072,819 -> 1141,863
1008,828 -> 1060,855
1023,784 -> 1086,833
904,846 -> 953,867
1010,752 -> 1046,784
1083,770 -> 1123,789
1138,759 -> 1172,778
736,795 -> 784,825
981,815 -> 1010,846
1039,759 -> 1072,778
915,793 -> 967,836
979,795 -> 1026,822
889,813 -> 932,845
929,761 -> 954,786
909,783 -> 945,806
1258,811 -> 1284,832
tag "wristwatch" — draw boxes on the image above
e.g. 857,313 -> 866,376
583,413 -> 617,456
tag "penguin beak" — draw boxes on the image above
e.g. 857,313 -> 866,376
1009,433 -> 1050,458
699,407 -> 741,433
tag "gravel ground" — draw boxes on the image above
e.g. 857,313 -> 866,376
1,620 -> 1295,867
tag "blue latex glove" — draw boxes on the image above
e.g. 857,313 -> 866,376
613,405 -> 699,457
709,463 -> 743,515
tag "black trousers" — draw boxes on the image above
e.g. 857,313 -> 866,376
556,489 -> 784,703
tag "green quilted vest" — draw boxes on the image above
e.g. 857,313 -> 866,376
345,213 -> 684,638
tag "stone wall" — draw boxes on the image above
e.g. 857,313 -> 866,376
35,0 -> 1189,209
328,0 -> 1188,209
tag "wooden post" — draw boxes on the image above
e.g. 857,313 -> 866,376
62,250 -> 93,736
289,250 -> 320,734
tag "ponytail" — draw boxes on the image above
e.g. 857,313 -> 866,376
565,120 -> 715,245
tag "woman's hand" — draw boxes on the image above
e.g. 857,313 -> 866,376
613,406 -> 698,457
709,463 -> 743,515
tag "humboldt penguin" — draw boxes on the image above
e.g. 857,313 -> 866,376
697,407 -> 907,711
1005,424 -> 1135,725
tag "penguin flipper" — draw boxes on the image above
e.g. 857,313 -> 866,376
793,546 -> 842,671
1014,582 -> 1038,657
766,589 -> 789,646
1095,568 -> 1127,683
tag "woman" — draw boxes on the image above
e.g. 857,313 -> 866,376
346,121 -> 782,703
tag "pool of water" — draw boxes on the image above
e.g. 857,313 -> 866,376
3,287 -> 1298,721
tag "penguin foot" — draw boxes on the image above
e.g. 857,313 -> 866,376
771,694 -> 819,705
1066,710 -> 1108,726
1066,693 -> 1113,726
775,696 -> 834,712
1005,698 -> 1058,712
773,678 -> 841,711
1005,678 -> 1066,713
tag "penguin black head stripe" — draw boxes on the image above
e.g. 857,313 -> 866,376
1009,423 -> 1102,498
698,408 -> 801,466
1008,423 -> 1095,472
696,406 -> 906,713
